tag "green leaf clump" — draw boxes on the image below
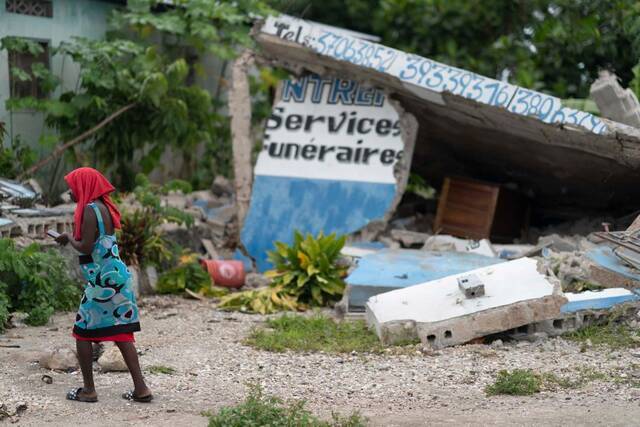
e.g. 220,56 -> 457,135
218,231 -> 348,314
486,369 -> 542,396
157,252 -> 228,298
0,239 -> 82,331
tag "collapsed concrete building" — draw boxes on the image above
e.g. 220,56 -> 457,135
229,15 -> 640,266
225,15 -> 640,347
240,14 -> 640,230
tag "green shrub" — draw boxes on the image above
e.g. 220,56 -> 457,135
0,239 -> 81,331
219,232 -> 347,314
486,369 -> 542,396
0,282 -> 10,331
208,384 -> 366,427
157,252 -> 228,297
268,232 -> 348,306
118,208 -> 172,268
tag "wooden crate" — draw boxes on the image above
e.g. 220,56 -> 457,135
433,177 -> 529,242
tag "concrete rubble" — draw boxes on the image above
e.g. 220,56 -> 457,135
223,18 -> 640,343
342,213 -> 640,347
1,178 -> 74,240
342,248 -> 503,311
590,71 -> 640,128
4,14 -> 640,360
366,258 -> 568,348
38,347 -> 78,371
97,345 -> 128,372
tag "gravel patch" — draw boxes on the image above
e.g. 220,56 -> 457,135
2,296 -> 640,425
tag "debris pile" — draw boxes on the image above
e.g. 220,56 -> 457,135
114,175 -> 237,256
340,213 -> 640,349
0,178 -> 74,241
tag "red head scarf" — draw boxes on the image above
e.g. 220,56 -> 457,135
64,167 -> 122,241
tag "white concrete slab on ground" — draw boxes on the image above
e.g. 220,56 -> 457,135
366,257 -> 566,348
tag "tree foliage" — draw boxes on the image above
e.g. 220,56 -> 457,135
272,0 -> 640,98
1,0 -> 272,189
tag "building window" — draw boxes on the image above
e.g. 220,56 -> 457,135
8,41 -> 50,99
5,0 -> 53,18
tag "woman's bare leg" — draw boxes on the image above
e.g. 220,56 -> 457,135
115,341 -> 151,397
75,340 -> 98,399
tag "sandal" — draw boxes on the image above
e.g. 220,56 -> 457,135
66,387 -> 98,403
122,390 -> 153,403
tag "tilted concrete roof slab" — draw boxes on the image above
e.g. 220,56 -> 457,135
253,15 -> 640,216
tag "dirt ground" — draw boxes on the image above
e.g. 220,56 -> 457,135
2,296 -> 640,426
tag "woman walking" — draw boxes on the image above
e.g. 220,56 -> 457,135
55,167 -> 152,403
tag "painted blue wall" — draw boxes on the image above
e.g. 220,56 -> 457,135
240,176 -> 396,272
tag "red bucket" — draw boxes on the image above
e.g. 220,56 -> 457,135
200,259 -> 245,288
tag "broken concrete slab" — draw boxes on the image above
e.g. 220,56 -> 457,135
561,288 -> 640,313
366,257 -> 566,348
346,249 -> 503,311
239,75 -> 413,271
504,289 -> 640,340
586,246 -> 640,289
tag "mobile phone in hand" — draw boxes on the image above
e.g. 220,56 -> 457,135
47,229 -> 61,239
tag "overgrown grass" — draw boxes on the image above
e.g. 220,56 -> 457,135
246,314 -> 387,354
148,365 -> 176,375
208,384 -> 366,427
487,367 -> 620,396
486,369 -> 542,396
565,322 -> 640,349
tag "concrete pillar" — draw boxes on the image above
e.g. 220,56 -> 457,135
228,50 -> 255,230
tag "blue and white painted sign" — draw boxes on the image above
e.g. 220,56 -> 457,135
261,15 -> 608,135
241,76 -> 404,271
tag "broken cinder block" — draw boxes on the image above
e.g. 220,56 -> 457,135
457,274 -> 485,298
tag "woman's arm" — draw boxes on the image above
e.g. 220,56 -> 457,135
56,205 -> 98,255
